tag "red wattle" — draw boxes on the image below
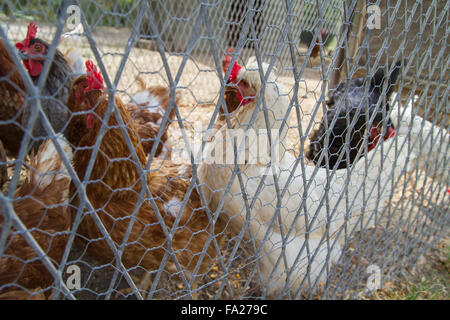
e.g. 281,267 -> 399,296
386,126 -> 396,139
230,62 -> 242,84
27,59 -> 42,77
369,125 -> 396,151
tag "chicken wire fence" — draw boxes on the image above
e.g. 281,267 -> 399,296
0,0 -> 448,300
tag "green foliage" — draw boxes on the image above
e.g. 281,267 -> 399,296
79,0 -> 139,28
302,0 -> 341,21
3,0 -> 138,28
374,241 -> 449,300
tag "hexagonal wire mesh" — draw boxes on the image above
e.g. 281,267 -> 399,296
0,0 -> 448,300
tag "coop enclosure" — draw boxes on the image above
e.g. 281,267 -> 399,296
0,0 -> 448,300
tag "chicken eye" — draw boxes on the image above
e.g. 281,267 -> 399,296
34,44 -> 42,52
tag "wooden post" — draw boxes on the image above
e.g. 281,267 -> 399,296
329,0 -> 364,90
352,1 -> 367,61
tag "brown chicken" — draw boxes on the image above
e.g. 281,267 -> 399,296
0,135 -> 72,299
126,77 -> 179,158
220,48 -> 245,123
0,22 -> 73,157
66,61 -> 224,294
14,21 -> 72,152
0,38 -> 26,157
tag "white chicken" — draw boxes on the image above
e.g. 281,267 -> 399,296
197,58 -> 449,298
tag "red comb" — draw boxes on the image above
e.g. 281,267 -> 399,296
222,48 -> 244,103
15,22 -> 38,51
223,48 -> 242,83
85,60 -> 104,91
222,48 -> 234,73
230,61 -> 242,83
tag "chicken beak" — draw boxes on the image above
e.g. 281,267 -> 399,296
18,51 -> 28,60
385,126 -> 396,139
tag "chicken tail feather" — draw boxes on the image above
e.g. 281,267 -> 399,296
64,47 -> 85,75
28,134 -> 73,192
135,75 -> 147,91
371,60 -> 401,97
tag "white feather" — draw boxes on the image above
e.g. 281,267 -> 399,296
164,197 -> 183,219
33,134 -> 72,190
65,48 -> 85,74
130,91 -> 165,117
177,164 -> 189,175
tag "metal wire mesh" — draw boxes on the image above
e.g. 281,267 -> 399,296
0,0 -> 448,300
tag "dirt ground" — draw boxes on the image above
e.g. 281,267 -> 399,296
372,237 -> 449,300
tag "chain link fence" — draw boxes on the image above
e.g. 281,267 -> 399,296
0,0 -> 448,300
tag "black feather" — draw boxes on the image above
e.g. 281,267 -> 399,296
21,38 -> 73,152
306,61 -> 401,169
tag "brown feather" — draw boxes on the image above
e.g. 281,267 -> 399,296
221,85 -> 242,122
127,82 -> 180,157
0,39 -> 26,157
67,77 -> 225,281
0,288 -> 46,300
125,103 -> 170,156
0,36 -> 73,156
0,138 -> 72,298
